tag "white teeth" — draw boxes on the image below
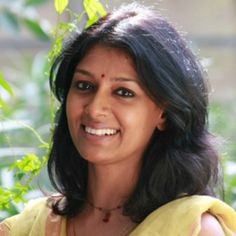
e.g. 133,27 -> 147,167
84,126 -> 118,136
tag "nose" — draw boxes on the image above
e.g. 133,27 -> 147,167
84,89 -> 110,119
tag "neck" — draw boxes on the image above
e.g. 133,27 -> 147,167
87,160 -> 142,208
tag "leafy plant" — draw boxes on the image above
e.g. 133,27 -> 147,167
0,72 -> 14,97
209,101 -> 236,208
0,72 -> 14,109
0,0 -> 51,40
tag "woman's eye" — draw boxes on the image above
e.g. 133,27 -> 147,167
115,88 -> 135,98
74,81 -> 94,91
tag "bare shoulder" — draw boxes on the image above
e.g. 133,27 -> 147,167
199,212 -> 225,236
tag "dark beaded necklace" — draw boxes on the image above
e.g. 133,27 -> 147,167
88,201 -> 122,222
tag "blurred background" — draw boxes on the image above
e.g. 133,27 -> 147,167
0,0 -> 236,218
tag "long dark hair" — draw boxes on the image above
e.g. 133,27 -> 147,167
48,3 -> 220,222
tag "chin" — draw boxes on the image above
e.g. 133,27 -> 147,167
79,151 -> 113,165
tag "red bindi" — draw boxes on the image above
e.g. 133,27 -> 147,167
101,74 -> 105,78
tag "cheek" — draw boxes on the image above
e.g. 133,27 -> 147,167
117,107 -> 140,129
66,95 -> 73,120
136,106 -> 160,133
118,105 -> 150,132
66,94 -> 82,126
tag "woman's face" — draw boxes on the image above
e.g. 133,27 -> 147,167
66,44 -> 165,166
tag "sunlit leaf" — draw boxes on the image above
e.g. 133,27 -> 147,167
54,0 -> 69,15
0,72 -> 14,96
83,0 -> 107,28
85,16 -> 98,28
0,97 -> 10,111
10,154 -> 42,173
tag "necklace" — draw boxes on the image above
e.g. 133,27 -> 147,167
88,201 -> 122,222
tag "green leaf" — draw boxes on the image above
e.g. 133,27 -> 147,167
21,18 -> 50,41
54,0 -> 69,15
10,154 -> 42,173
0,10 -> 20,33
0,72 -> 14,96
24,0 -> 48,6
85,15 -> 98,28
14,172 -> 25,181
83,0 -> 107,28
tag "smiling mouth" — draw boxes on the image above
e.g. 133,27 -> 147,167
82,125 -> 119,136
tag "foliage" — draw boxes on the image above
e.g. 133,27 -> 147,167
0,72 -> 14,109
0,0 -> 51,40
0,72 -> 14,97
49,0 -> 106,66
209,102 -> 236,208
54,0 -> 69,14
83,0 -> 107,28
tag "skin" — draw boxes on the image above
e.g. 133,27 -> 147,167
66,44 -> 224,235
66,45 -> 165,167
199,213 -> 225,236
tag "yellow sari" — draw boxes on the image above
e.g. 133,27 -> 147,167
1,195 -> 236,236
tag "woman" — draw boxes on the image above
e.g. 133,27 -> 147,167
1,3 -> 236,236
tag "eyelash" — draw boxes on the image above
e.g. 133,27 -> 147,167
115,88 -> 135,98
73,81 -> 135,98
74,80 -> 94,91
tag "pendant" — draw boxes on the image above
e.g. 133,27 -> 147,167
103,211 -> 111,222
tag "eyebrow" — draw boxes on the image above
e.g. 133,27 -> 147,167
74,68 -> 94,78
74,68 -> 139,84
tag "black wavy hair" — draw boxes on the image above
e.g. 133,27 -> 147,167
48,3 -> 220,222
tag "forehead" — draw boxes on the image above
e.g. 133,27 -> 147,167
75,44 -> 138,78
80,44 -> 133,64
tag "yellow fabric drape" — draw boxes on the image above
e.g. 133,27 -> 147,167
1,195 -> 236,236
129,195 -> 236,236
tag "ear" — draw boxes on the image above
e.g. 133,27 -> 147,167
156,110 -> 166,131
